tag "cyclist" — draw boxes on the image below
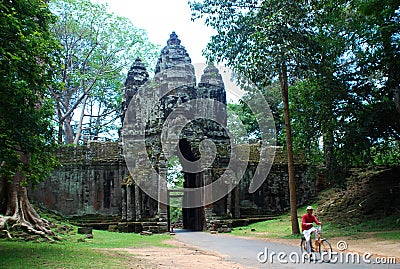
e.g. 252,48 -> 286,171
302,206 -> 322,255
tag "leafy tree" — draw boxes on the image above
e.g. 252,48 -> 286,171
289,0 -> 400,174
348,0 -> 400,159
49,0 -> 160,144
167,156 -> 184,223
190,0 -> 324,234
0,0 -> 59,238
355,0 -> 400,108
227,82 -> 284,143
167,156 -> 184,189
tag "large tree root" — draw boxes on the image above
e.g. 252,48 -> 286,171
0,172 -> 58,242
0,207 -> 57,242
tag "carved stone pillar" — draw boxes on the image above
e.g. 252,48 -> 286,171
203,163 -> 213,227
134,184 -> 141,221
157,157 -> 168,220
226,187 -> 232,217
234,185 -> 240,218
121,186 -> 127,221
126,185 -> 133,221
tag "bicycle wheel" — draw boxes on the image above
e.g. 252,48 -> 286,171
319,239 -> 333,262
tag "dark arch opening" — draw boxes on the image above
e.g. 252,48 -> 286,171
177,138 -> 205,231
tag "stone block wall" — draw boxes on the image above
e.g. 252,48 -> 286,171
29,142 -> 127,216
29,143 -> 318,219
238,163 -> 315,216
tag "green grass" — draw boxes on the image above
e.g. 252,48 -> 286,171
0,230 -> 172,269
373,231 -> 400,240
231,204 -> 317,239
83,229 -> 172,248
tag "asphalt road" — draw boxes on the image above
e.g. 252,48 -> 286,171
174,230 -> 398,269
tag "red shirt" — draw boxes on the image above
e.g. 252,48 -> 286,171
301,213 -> 320,231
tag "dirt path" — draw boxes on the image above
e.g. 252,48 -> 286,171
108,239 -> 247,269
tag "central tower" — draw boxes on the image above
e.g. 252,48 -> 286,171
122,32 -> 231,231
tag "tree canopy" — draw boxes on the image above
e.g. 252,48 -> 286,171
0,0 -> 59,239
191,0 -> 400,234
191,0 -> 400,169
0,0 -> 58,184
49,0 -> 160,144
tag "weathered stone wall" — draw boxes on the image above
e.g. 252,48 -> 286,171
29,142 -> 127,217
239,147 -> 316,216
29,143 -> 317,218
238,163 -> 315,216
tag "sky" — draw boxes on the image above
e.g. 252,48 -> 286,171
92,0 -> 245,103
93,0 -> 215,64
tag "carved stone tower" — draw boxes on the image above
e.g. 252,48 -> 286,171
121,32 -> 231,231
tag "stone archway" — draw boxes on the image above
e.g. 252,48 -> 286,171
121,32 -> 232,231
178,138 -> 205,231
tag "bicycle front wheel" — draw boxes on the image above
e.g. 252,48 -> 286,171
319,239 -> 333,262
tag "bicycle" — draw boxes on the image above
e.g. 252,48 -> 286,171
300,225 -> 333,262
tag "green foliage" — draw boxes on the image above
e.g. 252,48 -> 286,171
167,156 -> 184,223
191,0 -> 318,85
191,0 -> 400,174
170,205 -> 183,223
49,0 -> 160,143
371,140 -> 400,166
227,82 -> 284,143
0,0 -> 58,183
227,102 -> 259,141
290,0 -> 400,169
167,156 -> 184,189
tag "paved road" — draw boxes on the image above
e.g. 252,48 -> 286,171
174,230 -> 398,269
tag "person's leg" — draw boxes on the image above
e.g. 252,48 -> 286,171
304,227 -> 317,254
303,229 -> 312,253
315,227 -> 319,241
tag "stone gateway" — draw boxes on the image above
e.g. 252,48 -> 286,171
29,33 -> 320,233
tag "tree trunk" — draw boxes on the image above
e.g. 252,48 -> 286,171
279,60 -> 300,235
0,153 -> 55,240
322,127 -> 342,185
64,116 -> 74,144
73,95 -> 88,144
57,105 -> 63,144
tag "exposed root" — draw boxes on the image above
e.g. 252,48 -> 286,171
1,184 -> 57,241
1,152 -> 58,242
2,229 -> 12,239
0,214 -> 57,242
